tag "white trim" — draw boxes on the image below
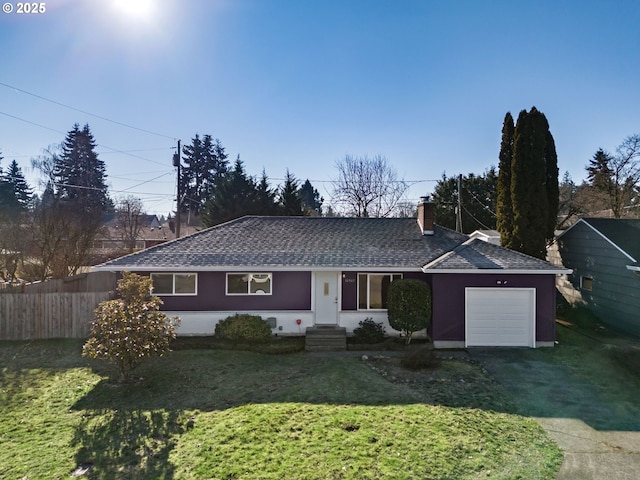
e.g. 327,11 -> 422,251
465,287 -> 536,348
422,268 -> 571,274
225,272 -> 273,296
626,265 -> 640,272
554,218 -> 637,263
150,272 -> 198,296
356,272 -> 403,310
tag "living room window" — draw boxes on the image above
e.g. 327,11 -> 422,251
358,273 -> 402,309
150,273 -> 197,295
226,273 -> 272,295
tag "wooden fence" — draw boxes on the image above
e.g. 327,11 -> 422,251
0,292 -> 112,341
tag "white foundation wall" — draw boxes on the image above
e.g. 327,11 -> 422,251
169,310 -> 427,339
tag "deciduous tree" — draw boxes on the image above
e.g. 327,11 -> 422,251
331,154 -> 408,217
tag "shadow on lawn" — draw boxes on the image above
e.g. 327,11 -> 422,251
71,408 -> 186,479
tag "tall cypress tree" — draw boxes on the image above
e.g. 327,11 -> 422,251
496,112 -> 515,247
502,107 -> 558,259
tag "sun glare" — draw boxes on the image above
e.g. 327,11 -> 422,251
113,0 -> 154,20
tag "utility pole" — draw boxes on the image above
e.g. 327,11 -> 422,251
173,139 -> 181,239
456,173 -> 463,233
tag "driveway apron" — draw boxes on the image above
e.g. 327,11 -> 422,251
469,347 -> 640,480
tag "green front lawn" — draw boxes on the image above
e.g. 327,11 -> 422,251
0,340 -> 562,479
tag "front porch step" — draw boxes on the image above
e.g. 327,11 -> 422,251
305,326 -> 347,352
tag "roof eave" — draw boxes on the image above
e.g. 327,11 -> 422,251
421,268 -> 573,275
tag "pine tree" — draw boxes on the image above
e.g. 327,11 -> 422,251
202,157 -> 260,227
279,170 -> 304,216
1,160 -> 33,212
255,170 -> 278,215
299,179 -> 323,215
496,112 -> 515,247
53,123 -> 110,214
180,134 -> 229,217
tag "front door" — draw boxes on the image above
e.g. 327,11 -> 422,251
314,271 -> 339,325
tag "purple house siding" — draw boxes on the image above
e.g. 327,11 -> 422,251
431,273 -> 557,343
147,271 -> 312,311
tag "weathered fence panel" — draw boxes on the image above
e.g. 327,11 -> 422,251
0,292 -> 112,340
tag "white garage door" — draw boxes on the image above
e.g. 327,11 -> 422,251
465,288 -> 535,347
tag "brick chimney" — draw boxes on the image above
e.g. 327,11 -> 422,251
417,196 -> 435,235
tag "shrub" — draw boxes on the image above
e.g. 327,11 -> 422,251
400,345 -> 439,371
82,272 -> 180,381
352,318 -> 386,344
387,279 -> 432,344
215,313 -> 272,343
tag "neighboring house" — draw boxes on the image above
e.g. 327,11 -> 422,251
468,229 -> 501,245
94,214 -> 169,253
549,218 -> 640,336
95,200 -> 569,348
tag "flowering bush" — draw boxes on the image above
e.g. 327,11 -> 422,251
82,272 -> 180,381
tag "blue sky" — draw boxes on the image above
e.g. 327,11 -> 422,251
1,0 -> 639,216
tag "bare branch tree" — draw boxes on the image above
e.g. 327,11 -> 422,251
114,195 -> 146,253
331,154 -> 408,217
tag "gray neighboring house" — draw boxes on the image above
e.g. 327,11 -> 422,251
549,218 -> 640,336
96,199 -> 569,348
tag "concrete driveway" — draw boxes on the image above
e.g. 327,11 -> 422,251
469,327 -> 640,480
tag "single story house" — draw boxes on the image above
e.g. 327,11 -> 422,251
548,217 -> 640,336
96,200 -> 569,348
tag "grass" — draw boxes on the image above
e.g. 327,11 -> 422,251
0,339 -> 562,479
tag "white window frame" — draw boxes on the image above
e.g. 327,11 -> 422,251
226,273 -> 273,296
357,273 -> 402,310
150,273 -> 198,296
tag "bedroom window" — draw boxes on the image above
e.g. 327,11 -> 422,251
581,275 -> 593,291
358,273 -> 402,310
150,273 -> 197,295
227,273 -> 272,295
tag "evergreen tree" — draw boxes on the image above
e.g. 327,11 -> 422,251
201,157 -> 260,227
180,134 -> 229,217
1,160 -> 33,212
507,107 -> 558,258
278,170 -> 304,216
496,112 -> 514,247
432,168 -> 497,233
255,170 -> 278,215
586,149 -> 615,194
53,123 -> 111,214
544,130 -> 559,237
299,179 -> 323,216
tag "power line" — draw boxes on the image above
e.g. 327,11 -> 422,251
0,81 -> 177,140
1,110 -> 170,167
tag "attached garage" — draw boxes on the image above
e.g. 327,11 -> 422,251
465,288 -> 535,347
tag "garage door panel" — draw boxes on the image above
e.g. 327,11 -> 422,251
466,288 -> 535,347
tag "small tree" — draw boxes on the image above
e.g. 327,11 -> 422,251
386,279 -> 432,344
83,272 -> 180,381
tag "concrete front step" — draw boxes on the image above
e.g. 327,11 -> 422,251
305,326 -> 347,351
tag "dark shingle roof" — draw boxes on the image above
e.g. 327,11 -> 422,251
97,216 -> 565,273
423,238 -> 568,271
98,216 -> 468,270
582,218 -> 640,263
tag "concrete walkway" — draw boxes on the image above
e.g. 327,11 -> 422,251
536,417 -> 640,480
469,345 -> 640,480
